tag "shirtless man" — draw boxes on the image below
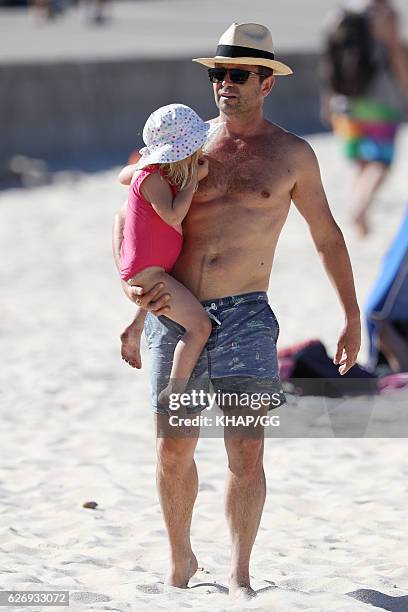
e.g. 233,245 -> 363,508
112,23 -> 361,600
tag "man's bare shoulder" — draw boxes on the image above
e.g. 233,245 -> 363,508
267,123 -> 316,155
263,123 -> 319,177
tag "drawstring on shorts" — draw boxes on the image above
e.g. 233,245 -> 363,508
204,302 -> 221,325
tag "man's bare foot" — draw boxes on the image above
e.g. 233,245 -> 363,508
229,579 -> 257,600
165,551 -> 198,588
120,323 -> 142,368
229,584 -> 257,601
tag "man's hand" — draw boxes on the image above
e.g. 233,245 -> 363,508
123,281 -> 171,316
333,318 -> 361,375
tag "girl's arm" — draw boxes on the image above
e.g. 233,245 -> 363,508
140,173 -> 197,226
118,164 -> 138,186
118,150 -> 142,185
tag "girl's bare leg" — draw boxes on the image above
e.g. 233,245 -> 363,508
120,268 -> 163,369
126,268 -> 212,411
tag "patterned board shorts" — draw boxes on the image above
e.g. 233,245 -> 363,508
144,291 -> 286,415
331,99 -> 402,167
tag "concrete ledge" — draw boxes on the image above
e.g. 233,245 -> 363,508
1,52 -> 323,171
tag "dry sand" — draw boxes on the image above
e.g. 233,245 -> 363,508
1,128 -> 408,611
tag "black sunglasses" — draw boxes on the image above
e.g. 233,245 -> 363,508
208,67 -> 263,84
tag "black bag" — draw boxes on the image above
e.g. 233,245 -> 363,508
289,341 -> 378,397
323,11 -> 378,97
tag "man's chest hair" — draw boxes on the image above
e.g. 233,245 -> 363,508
204,143 -> 292,198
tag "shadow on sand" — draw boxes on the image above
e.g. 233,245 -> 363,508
190,578 -> 277,596
137,580 -> 408,608
347,589 -> 408,611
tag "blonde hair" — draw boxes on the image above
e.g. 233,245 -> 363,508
160,149 -> 202,191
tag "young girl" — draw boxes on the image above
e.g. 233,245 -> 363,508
118,103 -> 219,411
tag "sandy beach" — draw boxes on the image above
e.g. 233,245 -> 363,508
1,127 -> 408,611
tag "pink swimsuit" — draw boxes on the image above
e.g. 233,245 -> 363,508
120,166 -> 183,281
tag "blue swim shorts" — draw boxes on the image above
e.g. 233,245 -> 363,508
144,291 -> 286,414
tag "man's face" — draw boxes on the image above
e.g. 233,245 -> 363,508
212,63 -> 275,117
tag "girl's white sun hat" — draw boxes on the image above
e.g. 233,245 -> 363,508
135,104 -> 222,169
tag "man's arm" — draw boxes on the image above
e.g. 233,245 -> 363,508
112,200 -> 171,314
290,139 -> 361,374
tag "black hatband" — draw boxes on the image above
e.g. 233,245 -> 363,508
215,44 -> 275,61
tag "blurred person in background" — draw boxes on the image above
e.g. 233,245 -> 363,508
31,0 -> 52,20
81,0 -> 109,24
31,0 -> 67,20
320,0 -> 408,236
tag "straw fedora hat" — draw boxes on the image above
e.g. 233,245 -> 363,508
193,22 -> 293,76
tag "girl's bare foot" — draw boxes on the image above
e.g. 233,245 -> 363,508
120,323 -> 142,368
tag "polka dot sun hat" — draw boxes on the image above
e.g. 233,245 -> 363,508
135,103 -> 221,168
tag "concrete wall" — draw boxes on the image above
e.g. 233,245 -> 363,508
0,52 -> 322,172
